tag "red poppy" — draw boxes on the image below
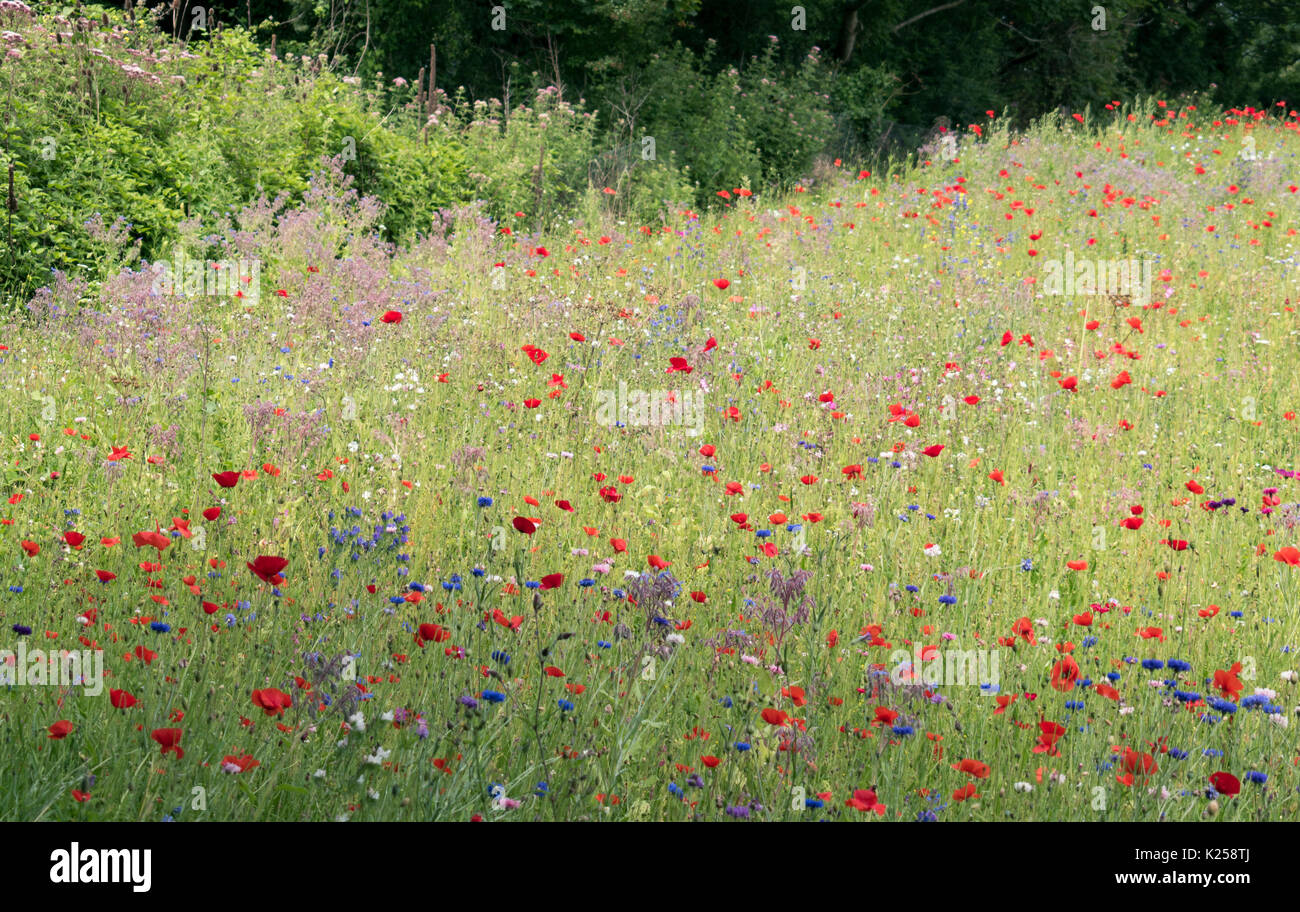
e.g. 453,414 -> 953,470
951,758 -> 990,778
1032,719 -> 1066,756
131,529 -> 170,551
1012,617 -> 1035,644
761,708 -> 791,726
1212,663 -> 1243,702
417,623 -> 450,645
873,706 -> 900,726
1274,546 -> 1300,566
48,720 -> 73,739
212,471 -> 240,488
1096,683 -> 1121,701
251,688 -> 293,717
521,345 -> 549,365
845,788 -> 886,815
513,516 -> 537,534
539,573 -> 564,590
1209,772 -> 1240,796
1050,656 -> 1081,692
109,689 -> 138,709
150,728 -> 184,759
381,310 -> 403,324
1116,748 -> 1158,786
247,555 -> 289,585
222,754 -> 260,773
203,507 -> 221,521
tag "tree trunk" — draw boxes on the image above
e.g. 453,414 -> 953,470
835,6 -> 860,66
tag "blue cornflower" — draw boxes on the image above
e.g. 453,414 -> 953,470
557,699 -> 575,712
150,622 -> 171,633
477,496 -> 493,507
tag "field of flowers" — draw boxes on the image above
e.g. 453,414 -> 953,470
5,102 -> 1300,823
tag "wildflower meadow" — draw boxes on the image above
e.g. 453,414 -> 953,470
2,3 -> 1299,844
